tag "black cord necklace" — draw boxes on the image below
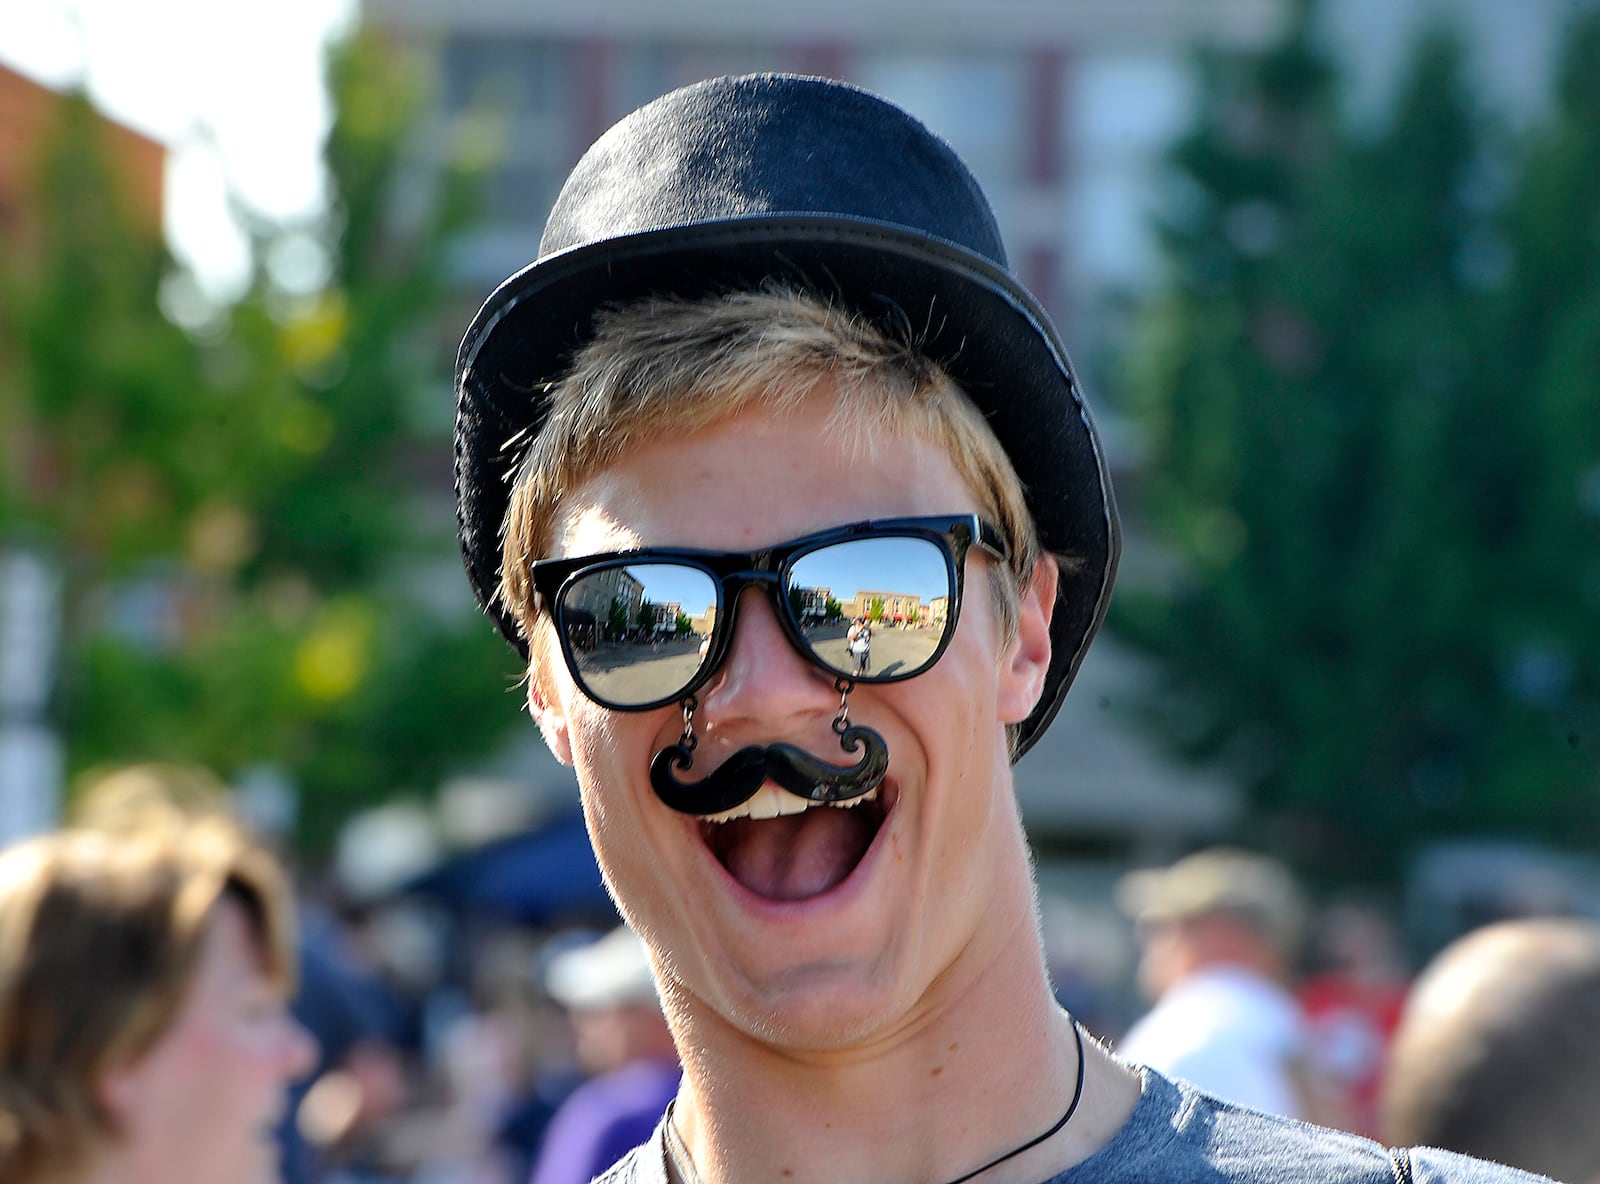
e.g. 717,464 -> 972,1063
664,1019 -> 1088,1184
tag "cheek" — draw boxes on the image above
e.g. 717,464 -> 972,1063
571,712 -> 633,829
570,696 -> 685,812
176,1016 -> 297,1115
571,713 -> 668,877
111,1023 -> 231,1140
915,628 -> 1005,757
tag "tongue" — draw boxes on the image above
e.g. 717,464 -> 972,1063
720,806 -> 874,901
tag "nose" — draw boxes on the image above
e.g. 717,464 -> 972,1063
697,584 -> 837,733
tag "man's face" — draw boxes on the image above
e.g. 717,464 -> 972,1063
531,384 -> 1055,1049
1134,917 -> 1191,1002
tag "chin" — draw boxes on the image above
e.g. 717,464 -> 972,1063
702,935 -> 935,1053
732,987 -> 911,1053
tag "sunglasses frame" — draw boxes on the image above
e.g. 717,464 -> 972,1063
529,514 -> 1010,712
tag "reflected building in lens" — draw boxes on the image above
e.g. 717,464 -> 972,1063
795,585 -> 832,623
652,600 -> 683,632
847,590 -> 928,626
568,566 -> 645,636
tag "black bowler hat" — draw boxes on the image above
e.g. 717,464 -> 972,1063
454,72 -> 1119,760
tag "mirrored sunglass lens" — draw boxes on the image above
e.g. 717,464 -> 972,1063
787,535 -> 952,679
559,563 -> 718,705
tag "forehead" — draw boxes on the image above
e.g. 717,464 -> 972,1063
552,396 -> 977,559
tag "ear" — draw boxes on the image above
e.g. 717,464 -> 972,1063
997,554 -> 1058,725
527,671 -> 575,767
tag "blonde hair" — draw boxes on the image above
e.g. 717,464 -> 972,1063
499,286 -> 1040,682
0,780 -> 296,1183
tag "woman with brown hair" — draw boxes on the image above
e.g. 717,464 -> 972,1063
0,806 -> 315,1183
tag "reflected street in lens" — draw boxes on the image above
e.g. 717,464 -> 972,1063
557,532 -> 958,706
563,562 -> 718,705
791,535 -> 950,678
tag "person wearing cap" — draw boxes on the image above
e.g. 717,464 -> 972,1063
452,73 -> 1549,1184
1114,847 -> 1340,1125
531,927 -> 682,1184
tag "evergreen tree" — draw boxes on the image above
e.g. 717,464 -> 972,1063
1465,10 -> 1600,837
1120,7 -> 1600,876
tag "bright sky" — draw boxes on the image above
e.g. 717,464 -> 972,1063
0,0 -> 358,300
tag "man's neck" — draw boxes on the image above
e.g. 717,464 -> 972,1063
663,898 -> 1139,1184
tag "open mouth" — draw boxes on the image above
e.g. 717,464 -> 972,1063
701,784 -> 891,901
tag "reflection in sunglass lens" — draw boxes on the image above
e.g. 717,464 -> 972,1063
553,531 -> 961,709
559,563 -> 718,707
787,535 -> 951,681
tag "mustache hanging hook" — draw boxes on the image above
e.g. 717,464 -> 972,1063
650,679 -> 888,816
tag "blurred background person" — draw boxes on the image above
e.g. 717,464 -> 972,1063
71,763 -> 409,1184
1297,901 -> 1412,1139
1381,917 -> 1600,1183
388,924 -> 580,1184
0,806 -> 315,1184
527,925 -> 679,1184
1115,846 -> 1343,1125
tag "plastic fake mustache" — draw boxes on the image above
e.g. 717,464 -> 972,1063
650,726 -> 889,817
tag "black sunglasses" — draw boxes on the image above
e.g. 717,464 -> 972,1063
529,514 -> 1010,711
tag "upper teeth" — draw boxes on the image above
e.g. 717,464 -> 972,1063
704,784 -> 879,824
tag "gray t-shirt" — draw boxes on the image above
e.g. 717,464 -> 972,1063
592,1068 -> 1552,1184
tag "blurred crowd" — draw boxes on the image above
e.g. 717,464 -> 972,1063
4,765 -> 1599,1184
1106,847 -> 1600,1183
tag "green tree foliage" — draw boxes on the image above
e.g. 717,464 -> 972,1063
1,34 -> 523,849
0,94 -> 251,564
607,597 -> 631,639
1120,8 -> 1600,875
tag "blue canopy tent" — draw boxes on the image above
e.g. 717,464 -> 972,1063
401,812 -> 616,926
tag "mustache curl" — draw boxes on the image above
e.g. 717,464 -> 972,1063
650,726 -> 889,817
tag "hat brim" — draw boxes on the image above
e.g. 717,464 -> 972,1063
455,214 -> 1119,760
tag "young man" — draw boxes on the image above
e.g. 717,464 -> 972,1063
453,74 -> 1547,1184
